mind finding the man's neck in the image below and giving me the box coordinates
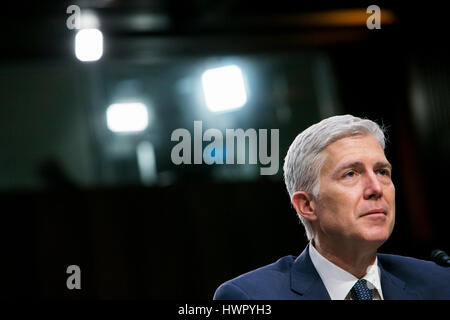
[312,238,378,279]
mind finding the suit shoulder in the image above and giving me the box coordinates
[378,253,448,271]
[378,253,450,285]
[213,255,296,300]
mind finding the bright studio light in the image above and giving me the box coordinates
[201,65,247,112]
[106,103,149,133]
[75,28,103,62]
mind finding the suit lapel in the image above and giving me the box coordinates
[290,244,331,300]
[378,257,421,300]
[290,246,422,300]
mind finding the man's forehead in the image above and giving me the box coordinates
[324,135,384,155]
[321,135,388,169]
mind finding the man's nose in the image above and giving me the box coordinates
[363,171,383,200]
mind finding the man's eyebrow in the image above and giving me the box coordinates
[332,161,392,177]
[374,161,392,171]
[333,161,364,176]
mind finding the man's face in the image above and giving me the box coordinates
[314,134,395,247]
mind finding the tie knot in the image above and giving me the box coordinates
[350,279,373,300]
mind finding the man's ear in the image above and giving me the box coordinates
[291,191,317,222]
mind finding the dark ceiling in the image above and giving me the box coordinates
[1,0,448,61]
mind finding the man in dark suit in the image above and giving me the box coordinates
[214,115,450,300]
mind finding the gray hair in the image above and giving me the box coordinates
[283,114,386,240]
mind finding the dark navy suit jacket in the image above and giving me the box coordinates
[213,245,450,300]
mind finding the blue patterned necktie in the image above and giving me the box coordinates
[350,279,373,300]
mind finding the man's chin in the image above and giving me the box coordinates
[356,227,392,246]
[360,232,390,247]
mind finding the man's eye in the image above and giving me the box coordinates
[344,171,355,178]
[378,169,390,176]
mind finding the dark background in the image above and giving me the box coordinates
[0,1,448,299]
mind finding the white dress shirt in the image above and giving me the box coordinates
[309,241,384,300]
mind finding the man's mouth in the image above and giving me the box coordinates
[360,208,387,217]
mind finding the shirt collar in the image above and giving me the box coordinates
[308,241,383,300]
